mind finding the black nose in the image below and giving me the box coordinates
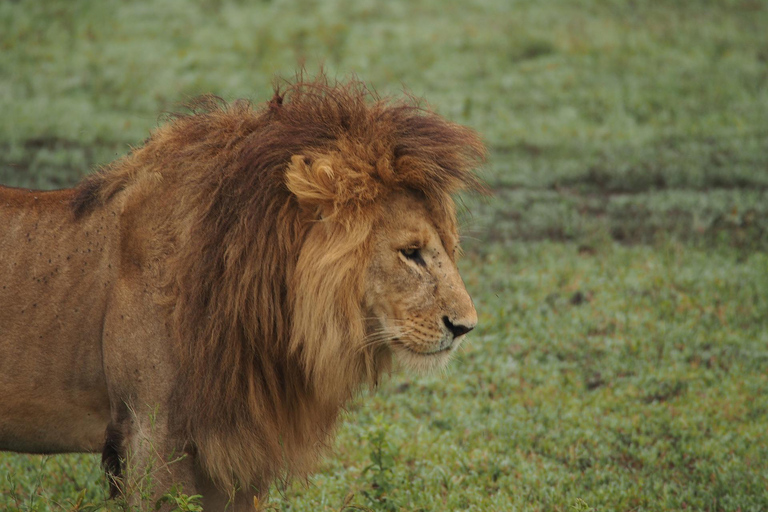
[443,316,474,338]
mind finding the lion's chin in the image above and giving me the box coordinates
[392,344,454,374]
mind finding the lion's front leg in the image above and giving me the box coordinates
[102,277,199,508]
[117,406,199,510]
[116,408,264,511]
[194,473,263,512]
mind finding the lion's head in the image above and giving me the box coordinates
[73,75,485,494]
[363,190,477,372]
[287,153,477,376]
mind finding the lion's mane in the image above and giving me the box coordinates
[73,76,485,491]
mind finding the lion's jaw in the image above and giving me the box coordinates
[363,191,477,374]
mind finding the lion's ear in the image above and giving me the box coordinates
[285,154,337,218]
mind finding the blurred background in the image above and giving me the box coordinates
[1,1,767,510]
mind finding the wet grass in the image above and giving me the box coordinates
[2,0,767,510]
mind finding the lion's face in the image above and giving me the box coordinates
[364,191,477,373]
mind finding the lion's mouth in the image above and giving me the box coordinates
[396,341,453,357]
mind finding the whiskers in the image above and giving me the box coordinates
[357,321,412,354]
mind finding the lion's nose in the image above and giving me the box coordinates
[443,315,475,339]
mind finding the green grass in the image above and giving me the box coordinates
[2,0,768,510]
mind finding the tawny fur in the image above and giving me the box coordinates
[1,75,485,501]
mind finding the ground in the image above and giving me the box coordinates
[1,0,767,510]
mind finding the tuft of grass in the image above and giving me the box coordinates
[359,422,400,512]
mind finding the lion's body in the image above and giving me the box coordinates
[0,77,484,510]
[0,188,113,453]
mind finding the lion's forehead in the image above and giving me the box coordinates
[376,192,459,253]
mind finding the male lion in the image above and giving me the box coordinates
[0,76,484,510]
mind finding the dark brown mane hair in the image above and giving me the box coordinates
[73,74,486,491]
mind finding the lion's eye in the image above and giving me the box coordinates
[400,247,426,266]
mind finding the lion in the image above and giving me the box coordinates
[0,76,485,510]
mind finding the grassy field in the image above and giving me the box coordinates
[1,0,767,510]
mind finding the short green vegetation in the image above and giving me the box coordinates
[1,0,766,510]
